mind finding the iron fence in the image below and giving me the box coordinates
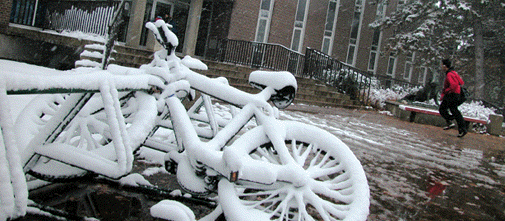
[302,48,420,105]
[10,0,130,41]
[215,39,305,76]
[302,48,373,104]
[212,41,421,105]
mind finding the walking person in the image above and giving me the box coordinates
[438,59,467,137]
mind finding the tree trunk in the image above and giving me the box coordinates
[473,20,485,100]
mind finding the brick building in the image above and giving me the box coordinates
[1,0,430,85]
[0,0,12,32]
[226,0,430,85]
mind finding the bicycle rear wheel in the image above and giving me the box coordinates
[218,121,369,221]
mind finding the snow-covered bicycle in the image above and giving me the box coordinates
[7,19,369,220]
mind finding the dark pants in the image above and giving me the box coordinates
[439,93,467,133]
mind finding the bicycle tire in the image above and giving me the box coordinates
[15,92,157,182]
[218,120,369,221]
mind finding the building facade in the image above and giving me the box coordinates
[226,0,430,85]
[1,0,430,85]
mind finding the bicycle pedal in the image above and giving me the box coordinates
[164,160,177,174]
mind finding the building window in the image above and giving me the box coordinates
[321,0,339,55]
[404,52,414,81]
[10,0,48,27]
[368,29,380,72]
[418,67,427,84]
[368,0,386,73]
[291,0,309,52]
[387,52,397,77]
[255,0,274,42]
[397,0,410,12]
[346,0,364,66]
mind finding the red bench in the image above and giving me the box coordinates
[399,104,488,125]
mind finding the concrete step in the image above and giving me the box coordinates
[111,52,152,68]
[102,46,362,109]
[114,44,153,58]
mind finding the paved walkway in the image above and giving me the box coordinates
[285,104,505,220]
[22,104,505,220]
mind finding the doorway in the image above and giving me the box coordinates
[151,0,173,21]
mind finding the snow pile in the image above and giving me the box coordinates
[181,55,208,70]
[459,100,498,121]
[118,173,153,187]
[150,200,196,221]
[368,86,417,108]
[368,85,498,122]
[44,29,106,43]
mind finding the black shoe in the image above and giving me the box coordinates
[457,131,467,138]
[443,123,456,130]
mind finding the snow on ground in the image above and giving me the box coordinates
[1,59,503,220]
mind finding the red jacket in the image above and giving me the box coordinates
[441,70,464,100]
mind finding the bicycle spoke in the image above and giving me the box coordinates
[271,190,294,220]
[310,179,353,204]
[220,121,369,220]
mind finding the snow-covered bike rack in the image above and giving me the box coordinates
[0,70,163,219]
[0,19,370,221]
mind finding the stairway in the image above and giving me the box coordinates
[200,60,361,108]
[79,44,361,108]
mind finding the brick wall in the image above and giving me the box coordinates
[355,1,375,71]
[332,0,353,62]
[228,0,259,41]
[303,0,326,53]
[376,0,399,77]
[268,0,296,48]
[0,0,12,33]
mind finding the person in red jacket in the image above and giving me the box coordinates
[439,59,467,137]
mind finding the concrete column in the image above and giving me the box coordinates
[182,0,203,56]
[487,114,504,136]
[125,0,147,47]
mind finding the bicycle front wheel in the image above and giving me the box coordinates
[218,120,369,221]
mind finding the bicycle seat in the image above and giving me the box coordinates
[249,71,297,91]
[249,71,297,109]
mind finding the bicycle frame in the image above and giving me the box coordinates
[158,65,307,188]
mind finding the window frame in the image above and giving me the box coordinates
[290,0,310,52]
[387,52,397,77]
[403,52,414,82]
[345,0,365,66]
[321,0,339,55]
[254,0,275,43]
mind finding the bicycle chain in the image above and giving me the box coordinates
[27,169,97,183]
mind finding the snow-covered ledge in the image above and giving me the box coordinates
[7,23,105,48]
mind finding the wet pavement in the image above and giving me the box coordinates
[18,104,505,221]
[284,104,505,221]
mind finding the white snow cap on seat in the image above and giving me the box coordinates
[248,70,297,91]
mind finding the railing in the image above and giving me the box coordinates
[215,39,305,76]
[302,48,372,104]
[302,48,419,105]
[211,41,421,106]
[9,0,130,41]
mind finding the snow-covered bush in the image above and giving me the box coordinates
[367,85,421,108]
[367,86,498,125]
